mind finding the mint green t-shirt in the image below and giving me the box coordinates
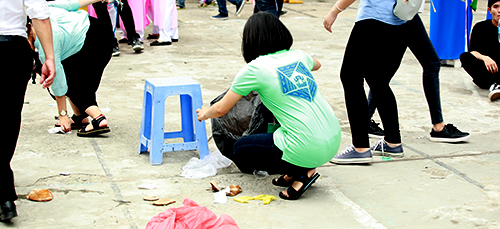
[230,49,341,168]
[35,0,89,97]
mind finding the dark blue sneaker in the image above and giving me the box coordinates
[330,145,373,164]
[371,139,404,158]
[235,0,245,16]
[211,14,229,20]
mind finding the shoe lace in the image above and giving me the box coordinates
[374,138,386,156]
[445,124,460,133]
[490,83,500,91]
[337,144,355,156]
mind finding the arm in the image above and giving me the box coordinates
[470,51,498,73]
[196,90,243,121]
[32,18,55,89]
[323,0,356,33]
[312,58,321,71]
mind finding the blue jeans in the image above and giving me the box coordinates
[254,0,282,18]
[217,0,242,16]
[367,15,443,125]
[177,0,185,8]
[227,133,312,176]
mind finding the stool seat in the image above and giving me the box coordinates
[139,77,209,165]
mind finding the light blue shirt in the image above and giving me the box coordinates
[356,0,407,25]
[35,0,90,96]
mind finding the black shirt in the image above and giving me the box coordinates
[469,19,500,62]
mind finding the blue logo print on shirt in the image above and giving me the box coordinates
[277,61,317,102]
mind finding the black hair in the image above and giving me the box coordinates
[241,12,293,63]
[488,0,500,8]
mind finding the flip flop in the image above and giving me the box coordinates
[77,115,110,137]
[279,173,320,200]
[272,175,293,187]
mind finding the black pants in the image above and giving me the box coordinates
[227,133,312,177]
[340,19,406,148]
[62,16,113,113]
[0,37,32,202]
[460,52,500,89]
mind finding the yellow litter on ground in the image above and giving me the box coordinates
[233,194,277,205]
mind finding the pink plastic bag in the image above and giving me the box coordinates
[146,198,239,229]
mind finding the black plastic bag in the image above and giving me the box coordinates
[210,90,275,156]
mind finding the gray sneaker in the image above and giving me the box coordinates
[330,145,373,164]
[371,139,404,158]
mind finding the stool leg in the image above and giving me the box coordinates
[191,89,209,159]
[150,95,166,165]
[139,89,152,153]
[180,94,195,142]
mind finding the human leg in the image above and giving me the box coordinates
[254,0,279,18]
[460,52,500,89]
[63,17,112,135]
[216,0,229,16]
[0,38,32,220]
[231,133,287,174]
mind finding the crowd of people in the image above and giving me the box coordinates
[1,0,498,223]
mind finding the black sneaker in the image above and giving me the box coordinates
[429,123,470,143]
[488,82,500,101]
[131,38,144,53]
[112,44,120,56]
[368,119,384,138]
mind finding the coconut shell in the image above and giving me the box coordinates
[226,185,242,196]
[143,195,160,201]
[26,188,53,202]
[152,198,176,206]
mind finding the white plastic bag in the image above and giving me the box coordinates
[180,150,233,179]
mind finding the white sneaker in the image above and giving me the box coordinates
[488,83,500,101]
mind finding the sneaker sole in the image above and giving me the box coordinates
[489,90,500,101]
[429,134,470,143]
[330,157,373,164]
[112,52,121,56]
[211,17,229,20]
[372,151,404,158]
[133,45,144,52]
[235,1,245,16]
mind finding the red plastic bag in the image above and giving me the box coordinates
[146,198,239,229]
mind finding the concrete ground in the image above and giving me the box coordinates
[3,0,500,228]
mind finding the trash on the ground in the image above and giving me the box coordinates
[138,183,157,190]
[233,194,277,205]
[180,150,232,179]
[213,190,227,204]
[226,185,242,196]
[381,156,393,161]
[48,127,71,134]
[253,170,269,179]
[143,196,160,201]
[152,198,176,206]
[146,198,239,229]
[210,180,220,192]
[26,188,53,202]
[59,172,71,176]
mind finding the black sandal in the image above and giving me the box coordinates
[279,173,320,200]
[272,175,293,187]
[55,114,88,129]
[77,115,110,137]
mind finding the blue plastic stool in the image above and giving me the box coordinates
[139,77,209,165]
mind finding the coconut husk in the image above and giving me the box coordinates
[26,188,53,202]
[152,198,176,206]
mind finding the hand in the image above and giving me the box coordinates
[59,115,71,133]
[483,56,498,73]
[196,105,208,122]
[40,59,55,89]
[323,11,338,33]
